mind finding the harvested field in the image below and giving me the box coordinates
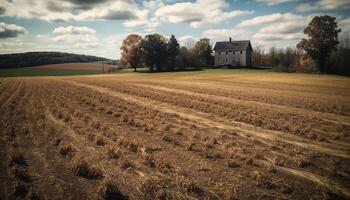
[0,70,349,200]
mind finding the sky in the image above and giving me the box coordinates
[0,0,350,59]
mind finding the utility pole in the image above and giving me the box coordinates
[102,61,104,73]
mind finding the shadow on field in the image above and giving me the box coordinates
[135,66,273,73]
[136,68,203,73]
[0,68,105,77]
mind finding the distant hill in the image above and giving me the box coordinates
[0,52,110,69]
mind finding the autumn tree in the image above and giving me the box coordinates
[120,34,143,72]
[193,38,213,67]
[297,15,341,72]
[142,33,167,71]
[166,35,180,71]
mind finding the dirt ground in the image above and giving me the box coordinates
[1,70,349,200]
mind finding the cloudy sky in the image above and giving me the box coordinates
[0,0,349,59]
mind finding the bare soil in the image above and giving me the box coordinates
[0,71,349,200]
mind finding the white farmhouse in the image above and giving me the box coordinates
[213,38,252,67]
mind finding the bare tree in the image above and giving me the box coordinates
[252,45,266,66]
[269,47,277,67]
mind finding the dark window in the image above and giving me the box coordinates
[226,51,228,54]
[219,51,221,55]
[233,51,235,54]
[240,51,242,54]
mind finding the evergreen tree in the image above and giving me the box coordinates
[167,35,180,71]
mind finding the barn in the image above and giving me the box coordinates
[213,38,252,67]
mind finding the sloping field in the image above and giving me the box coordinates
[0,63,115,77]
[33,63,114,71]
[0,70,349,199]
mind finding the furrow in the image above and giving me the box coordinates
[58,79,350,159]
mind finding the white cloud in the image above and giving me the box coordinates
[53,26,96,35]
[178,35,198,48]
[35,34,52,41]
[0,22,27,52]
[12,32,127,59]
[234,13,312,48]
[122,10,159,32]
[297,0,350,12]
[202,28,252,42]
[0,22,26,39]
[4,27,147,59]
[339,17,350,34]
[143,0,165,11]
[34,26,135,59]
[258,21,305,35]
[0,0,76,22]
[53,34,98,44]
[0,0,158,30]
[253,31,303,43]
[75,1,138,21]
[179,35,197,42]
[0,38,24,49]
[237,13,303,27]
[52,26,98,45]
[256,0,298,6]
[233,12,348,48]
[98,34,127,59]
[155,0,253,28]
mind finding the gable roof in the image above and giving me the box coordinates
[213,40,251,51]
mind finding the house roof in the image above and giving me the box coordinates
[213,40,251,51]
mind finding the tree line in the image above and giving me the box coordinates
[121,15,349,76]
[253,15,349,76]
[120,34,213,72]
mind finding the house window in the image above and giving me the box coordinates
[240,51,242,54]
[233,51,235,54]
[218,51,221,55]
[226,51,228,55]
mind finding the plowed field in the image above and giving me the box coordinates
[1,70,349,200]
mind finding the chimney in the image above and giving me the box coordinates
[229,37,232,43]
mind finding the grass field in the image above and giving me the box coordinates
[0,68,105,77]
[0,63,116,77]
[0,70,349,199]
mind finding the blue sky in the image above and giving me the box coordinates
[0,0,349,59]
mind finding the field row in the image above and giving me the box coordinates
[0,76,349,200]
[70,78,350,144]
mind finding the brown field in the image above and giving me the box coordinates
[33,63,115,71]
[0,70,349,200]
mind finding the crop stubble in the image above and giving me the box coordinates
[0,72,349,200]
